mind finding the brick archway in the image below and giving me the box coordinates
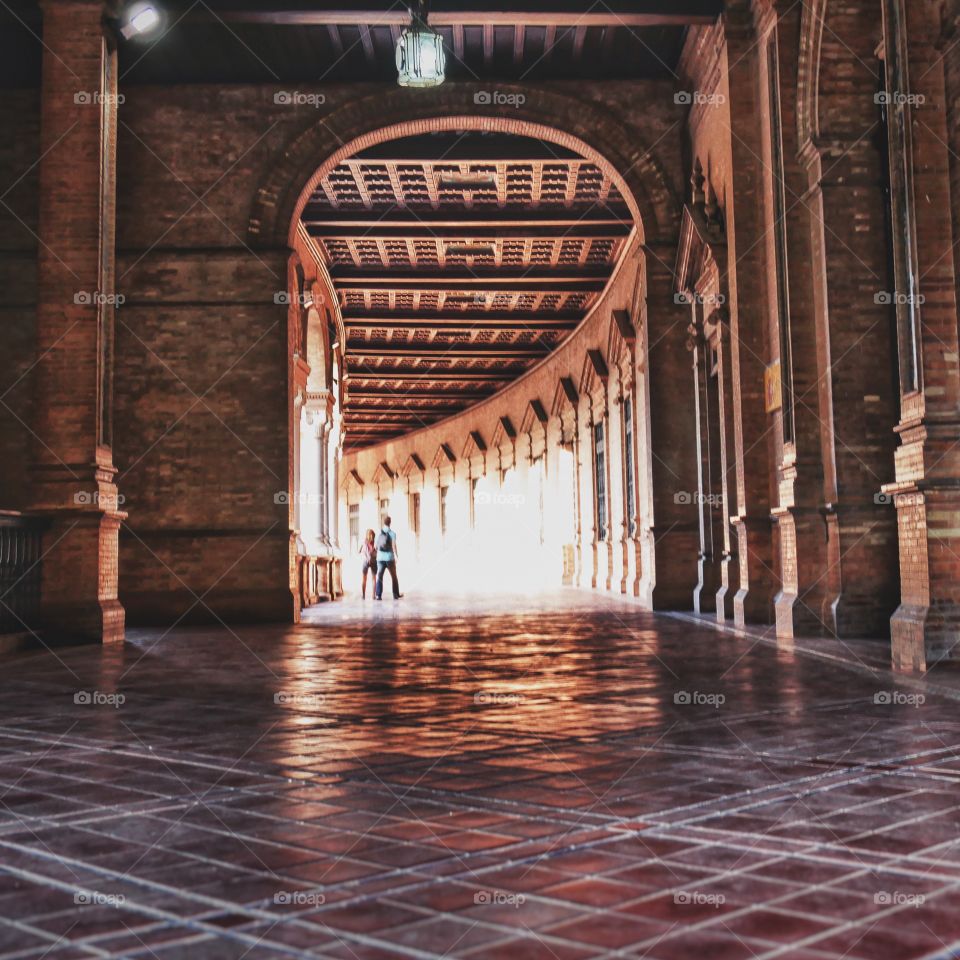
[247,85,680,248]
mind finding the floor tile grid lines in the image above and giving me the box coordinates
[406,748,960,940]
[278,732,566,901]
[545,864,960,960]
[664,612,960,704]
[642,823,960,884]
[492,729,712,894]
[169,808,956,960]
[0,768,936,872]
[67,723,293,897]
[0,744,286,812]
[0,800,808,956]
[0,749,315,820]
[602,829,960,907]
[642,772,957,834]
[110,720,321,894]
[0,774,241,831]
[595,820,960,954]
[0,844,670,960]
[4,595,960,958]
[0,788,298,842]
[672,740,928,896]
[0,727,295,784]
[0,814,623,928]
[0,916,113,960]
[327,748,929,846]
[0,854,394,960]
[0,758,103,905]
[721,879,960,960]
[679,718,907,891]
[0,720,300,900]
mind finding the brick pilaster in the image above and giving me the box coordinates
[642,247,700,609]
[30,0,124,643]
[723,4,778,625]
[888,0,960,670]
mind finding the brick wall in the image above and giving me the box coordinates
[110,80,685,625]
[0,91,40,511]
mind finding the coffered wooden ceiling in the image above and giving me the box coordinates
[302,131,634,451]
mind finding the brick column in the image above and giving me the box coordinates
[723,6,778,624]
[711,312,741,622]
[30,0,124,642]
[760,6,834,640]
[888,0,960,670]
[642,247,700,609]
[799,134,899,639]
[691,313,724,615]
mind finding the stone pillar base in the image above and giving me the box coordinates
[891,604,960,672]
[774,591,831,639]
[648,524,700,610]
[38,513,125,644]
[731,516,776,625]
[715,555,739,622]
[888,483,960,671]
[694,558,722,614]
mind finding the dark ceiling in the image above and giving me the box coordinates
[1,1,722,86]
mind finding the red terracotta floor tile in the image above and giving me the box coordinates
[1,592,959,959]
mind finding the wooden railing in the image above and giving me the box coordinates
[0,512,44,635]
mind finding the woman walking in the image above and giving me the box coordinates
[359,529,377,599]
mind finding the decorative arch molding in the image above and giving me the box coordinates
[579,349,610,423]
[372,461,395,487]
[798,0,883,151]
[462,430,488,478]
[400,453,426,493]
[519,400,549,463]
[432,442,457,485]
[341,468,364,496]
[797,0,826,149]
[487,415,515,473]
[248,85,681,249]
[607,309,637,394]
[552,376,580,446]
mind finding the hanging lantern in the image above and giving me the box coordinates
[396,1,446,88]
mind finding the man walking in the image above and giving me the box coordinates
[374,516,402,600]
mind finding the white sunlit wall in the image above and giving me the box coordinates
[338,436,596,597]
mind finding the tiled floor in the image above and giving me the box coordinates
[1,591,960,959]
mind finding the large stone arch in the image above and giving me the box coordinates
[247,84,681,248]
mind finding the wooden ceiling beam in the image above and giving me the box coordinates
[334,276,607,292]
[333,264,607,281]
[303,210,631,229]
[345,413,440,422]
[345,388,492,400]
[343,314,580,330]
[191,1,721,27]
[346,343,548,360]
[308,222,631,239]
[347,368,515,382]
[344,401,463,423]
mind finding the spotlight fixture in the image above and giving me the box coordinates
[396,0,445,88]
[119,1,162,39]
